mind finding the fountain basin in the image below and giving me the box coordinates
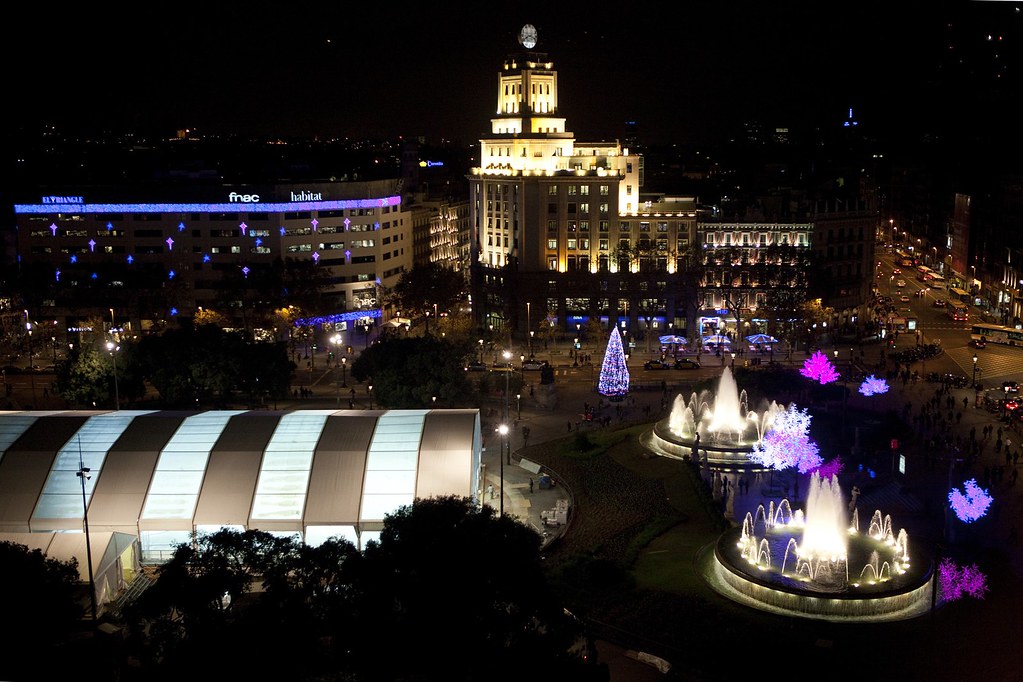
[705,528,935,621]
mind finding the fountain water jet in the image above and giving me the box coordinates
[646,367,786,468]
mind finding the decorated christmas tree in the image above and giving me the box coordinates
[799,350,840,384]
[598,326,630,401]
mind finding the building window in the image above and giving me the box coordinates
[599,239,609,250]
[599,221,609,232]
[548,257,558,270]
[568,186,577,195]
[547,239,558,250]
[580,185,589,196]
[547,220,558,231]
[600,185,609,195]
[567,239,577,250]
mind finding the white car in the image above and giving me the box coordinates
[896,279,906,288]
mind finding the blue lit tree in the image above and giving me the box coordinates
[598,326,630,401]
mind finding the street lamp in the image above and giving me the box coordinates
[368,384,374,410]
[106,341,120,410]
[529,330,535,358]
[497,423,508,516]
[76,443,97,622]
[972,354,979,387]
[478,338,484,364]
[730,351,736,369]
[516,393,521,420]
[573,338,579,367]
[502,350,512,463]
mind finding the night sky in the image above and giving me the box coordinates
[8,2,1020,147]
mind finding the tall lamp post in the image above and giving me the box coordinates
[368,384,374,410]
[972,354,979,388]
[502,350,512,464]
[330,334,344,406]
[106,341,120,410]
[730,351,736,370]
[497,423,507,517]
[76,443,97,622]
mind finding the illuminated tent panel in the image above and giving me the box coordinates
[89,413,189,534]
[32,411,157,530]
[0,414,91,532]
[140,410,244,531]
[0,413,41,466]
[361,411,428,525]
[249,411,334,530]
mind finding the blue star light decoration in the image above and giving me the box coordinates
[70,255,77,263]
[178,222,186,232]
[858,375,890,396]
[168,270,176,279]
[203,253,211,263]
[127,255,134,264]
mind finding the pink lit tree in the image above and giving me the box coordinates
[810,457,844,480]
[800,350,840,384]
[748,404,823,474]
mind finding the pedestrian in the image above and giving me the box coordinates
[529,478,534,494]
[567,420,572,432]
[487,484,494,500]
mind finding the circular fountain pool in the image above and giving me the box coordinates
[702,472,935,622]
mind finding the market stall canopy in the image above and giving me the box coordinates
[701,335,731,345]
[745,333,779,344]
[659,335,687,344]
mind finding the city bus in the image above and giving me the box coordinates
[949,287,970,302]
[926,274,946,287]
[916,265,932,281]
[971,322,1023,346]
[948,301,969,321]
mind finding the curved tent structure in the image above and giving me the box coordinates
[0,409,482,562]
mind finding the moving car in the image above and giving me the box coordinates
[643,359,672,370]
[896,279,906,288]
[892,268,902,275]
[673,358,702,370]
[933,299,946,307]
[899,295,910,303]
[465,361,488,372]
[521,359,545,370]
[969,338,986,349]
[1003,381,1020,394]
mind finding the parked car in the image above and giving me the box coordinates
[521,359,545,370]
[673,358,702,370]
[643,359,672,370]
[465,361,488,372]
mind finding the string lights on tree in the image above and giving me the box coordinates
[598,326,630,401]
[948,479,993,522]
[800,350,840,384]
[748,403,823,473]
[858,375,890,396]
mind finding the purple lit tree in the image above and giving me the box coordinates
[858,375,890,396]
[800,350,840,384]
[810,457,844,480]
[938,558,989,601]
[598,326,630,401]
[949,479,993,522]
[748,404,823,474]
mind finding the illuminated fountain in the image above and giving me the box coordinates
[648,367,786,468]
[703,472,933,622]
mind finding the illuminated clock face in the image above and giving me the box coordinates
[519,24,537,49]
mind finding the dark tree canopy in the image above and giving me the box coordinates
[0,541,82,678]
[349,335,476,408]
[390,262,466,318]
[124,497,603,681]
